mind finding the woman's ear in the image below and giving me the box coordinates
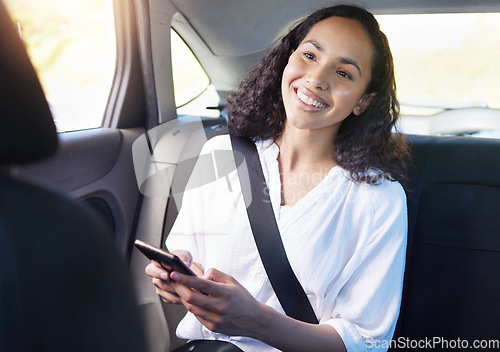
[353,92,376,115]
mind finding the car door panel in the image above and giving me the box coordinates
[13,127,145,255]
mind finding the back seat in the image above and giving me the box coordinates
[393,135,500,350]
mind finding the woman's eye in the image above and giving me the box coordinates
[304,52,315,60]
[337,70,352,80]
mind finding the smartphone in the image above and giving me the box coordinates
[134,239,196,276]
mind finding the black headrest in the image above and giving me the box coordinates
[0,1,57,165]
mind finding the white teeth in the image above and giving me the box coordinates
[296,90,327,108]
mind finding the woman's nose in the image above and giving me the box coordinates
[306,65,329,91]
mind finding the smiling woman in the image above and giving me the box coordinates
[3,0,116,132]
[147,5,410,352]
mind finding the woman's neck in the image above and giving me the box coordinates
[275,124,337,172]
[275,125,338,206]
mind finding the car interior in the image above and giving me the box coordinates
[2,0,500,351]
[0,2,146,351]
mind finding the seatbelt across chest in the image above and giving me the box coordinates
[230,134,319,325]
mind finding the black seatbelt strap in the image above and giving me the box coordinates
[230,134,319,324]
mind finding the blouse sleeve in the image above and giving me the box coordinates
[324,182,407,352]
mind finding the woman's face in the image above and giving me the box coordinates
[281,16,375,136]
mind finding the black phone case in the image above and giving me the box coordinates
[134,239,196,276]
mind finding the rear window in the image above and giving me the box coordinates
[377,13,500,138]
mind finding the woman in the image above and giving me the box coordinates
[146,4,410,352]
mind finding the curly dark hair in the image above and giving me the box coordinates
[226,4,411,184]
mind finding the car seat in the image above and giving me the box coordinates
[0,2,146,351]
[394,135,500,348]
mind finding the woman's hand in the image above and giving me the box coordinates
[145,250,194,305]
[165,267,346,352]
[170,268,267,337]
[149,262,346,351]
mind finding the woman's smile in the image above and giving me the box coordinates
[295,87,330,110]
[281,16,374,135]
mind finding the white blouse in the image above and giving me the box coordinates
[166,134,407,352]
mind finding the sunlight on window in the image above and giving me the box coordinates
[171,29,210,107]
[377,13,500,115]
[171,29,220,117]
[4,0,116,132]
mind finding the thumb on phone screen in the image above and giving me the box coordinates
[171,249,193,267]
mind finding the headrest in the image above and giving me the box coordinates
[0,1,57,165]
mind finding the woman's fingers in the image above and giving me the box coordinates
[146,261,185,304]
[155,285,183,305]
[152,277,173,292]
[151,276,184,304]
[171,268,233,295]
[171,273,215,297]
[171,249,193,267]
[169,269,261,336]
[145,261,169,279]
[170,268,244,314]
[203,268,238,285]
[144,251,197,306]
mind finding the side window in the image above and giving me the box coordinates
[171,29,220,117]
[377,13,500,138]
[4,0,116,132]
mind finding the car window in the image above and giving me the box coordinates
[171,29,209,107]
[4,0,116,132]
[171,29,220,117]
[377,13,500,138]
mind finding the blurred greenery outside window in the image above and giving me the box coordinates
[377,13,500,113]
[377,13,500,137]
[4,0,116,133]
[5,4,498,132]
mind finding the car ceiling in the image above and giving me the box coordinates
[167,0,500,95]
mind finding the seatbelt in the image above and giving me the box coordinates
[230,134,319,324]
